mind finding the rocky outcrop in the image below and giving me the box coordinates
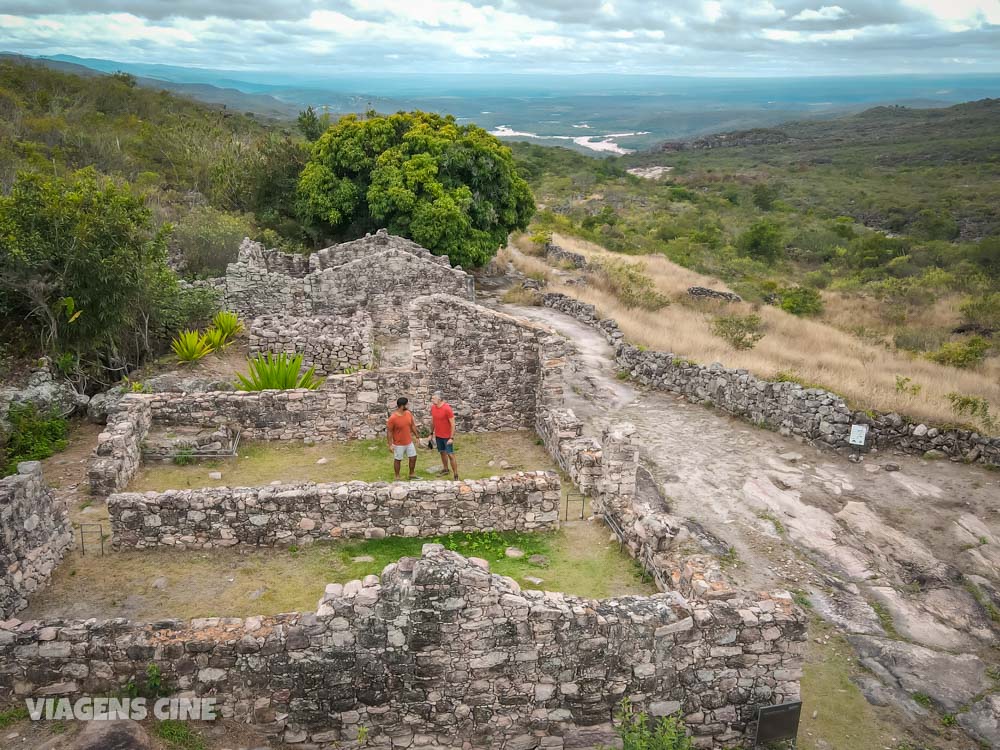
[0,358,87,430]
[541,292,1000,466]
[0,462,73,618]
[687,286,742,303]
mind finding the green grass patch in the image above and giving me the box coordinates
[130,431,557,492]
[153,719,206,750]
[870,600,899,638]
[0,706,28,729]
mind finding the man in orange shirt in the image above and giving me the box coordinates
[387,397,421,481]
[430,391,459,480]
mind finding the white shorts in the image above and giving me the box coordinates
[393,443,417,460]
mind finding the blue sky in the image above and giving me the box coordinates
[2,0,999,76]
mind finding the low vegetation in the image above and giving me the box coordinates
[606,699,692,750]
[509,101,1000,428]
[234,352,325,391]
[1,403,69,476]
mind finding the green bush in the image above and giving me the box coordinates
[926,336,990,368]
[209,311,243,344]
[751,182,778,211]
[736,219,784,263]
[171,330,212,363]
[779,286,824,316]
[946,392,996,431]
[959,293,1000,331]
[235,353,325,391]
[604,699,693,750]
[172,205,257,277]
[711,314,765,350]
[592,259,669,311]
[200,327,229,353]
[297,110,534,267]
[2,403,69,476]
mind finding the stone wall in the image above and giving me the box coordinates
[108,472,561,549]
[0,545,805,749]
[0,462,73,618]
[410,295,546,433]
[249,312,374,376]
[542,293,1000,467]
[219,231,474,331]
[544,241,588,269]
[88,397,152,495]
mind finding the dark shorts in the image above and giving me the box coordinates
[435,436,454,453]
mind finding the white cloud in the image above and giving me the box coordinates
[791,5,848,22]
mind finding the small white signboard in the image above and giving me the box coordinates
[848,423,869,447]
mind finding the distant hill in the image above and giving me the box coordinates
[652,99,1000,162]
[0,53,298,119]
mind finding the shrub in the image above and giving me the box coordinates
[1,403,69,476]
[926,336,990,369]
[235,353,325,391]
[779,286,823,316]
[959,293,1000,332]
[605,699,693,750]
[736,219,784,263]
[894,376,922,397]
[210,311,243,344]
[751,182,778,211]
[171,330,212,363]
[592,259,669,311]
[172,205,257,277]
[200,327,230,353]
[711,314,765,350]
[946,392,996,431]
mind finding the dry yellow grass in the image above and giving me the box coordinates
[508,233,1000,430]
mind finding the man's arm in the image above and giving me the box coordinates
[410,413,420,442]
[448,413,456,443]
[387,420,393,449]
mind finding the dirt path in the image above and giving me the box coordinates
[500,299,1000,748]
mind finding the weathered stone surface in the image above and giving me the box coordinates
[69,719,152,750]
[0,462,73,618]
[109,473,561,548]
[958,694,1000,749]
[249,311,373,376]
[1,547,805,748]
[541,292,1000,467]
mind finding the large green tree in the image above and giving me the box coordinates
[0,168,207,380]
[296,111,535,267]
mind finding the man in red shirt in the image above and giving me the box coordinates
[430,391,459,480]
[387,397,421,481]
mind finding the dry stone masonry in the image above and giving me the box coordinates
[686,286,742,303]
[249,311,374,376]
[544,241,588,269]
[218,230,474,332]
[88,397,152,495]
[108,472,561,549]
[0,462,73,618]
[0,546,805,749]
[542,293,1000,466]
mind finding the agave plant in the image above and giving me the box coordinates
[235,353,325,391]
[211,311,244,343]
[171,329,212,363]
[201,326,230,353]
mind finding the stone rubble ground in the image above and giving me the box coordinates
[500,297,1000,749]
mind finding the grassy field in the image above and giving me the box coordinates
[130,431,554,492]
[22,524,654,621]
[508,234,1000,429]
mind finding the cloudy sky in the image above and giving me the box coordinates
[2,0,999,76]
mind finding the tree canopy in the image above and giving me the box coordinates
[296,111,535,267]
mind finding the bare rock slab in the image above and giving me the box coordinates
[70,720,152,750]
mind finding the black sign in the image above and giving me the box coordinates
[755,701,802,745]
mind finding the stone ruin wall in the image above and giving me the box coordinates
[87,396,152,495]
[411,294,546,433]
[0,546,805,749]
[542,293,1000,467]
[108,472,561,549]
[0,462,73,619]
[248,311,374,376]
[218,231,475,331]
[88,295,547,493]
[544,241,588,269]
